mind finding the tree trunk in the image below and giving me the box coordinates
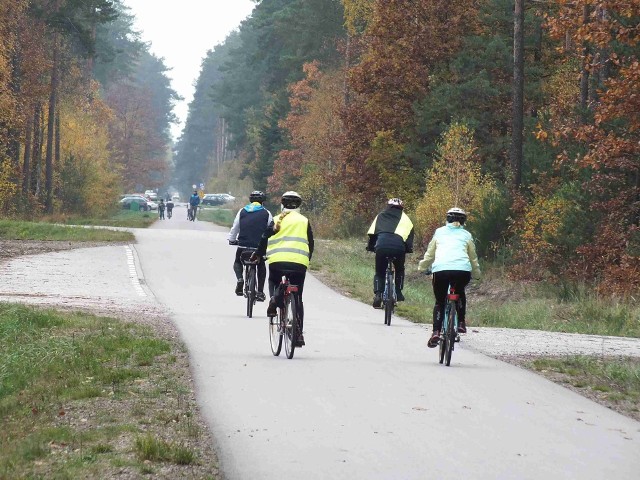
[34,106,44,196]
[44,0,61,214]
[510,0,525,190]
[579,4,590,112]
[22,106,33,196]
[344,34,351,108]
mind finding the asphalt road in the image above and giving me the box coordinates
[132,210,639,480]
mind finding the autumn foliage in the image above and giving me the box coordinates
[0,0,175,218]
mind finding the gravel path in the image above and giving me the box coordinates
[462,326,640,358]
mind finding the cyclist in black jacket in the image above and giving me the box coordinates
[366,198,415,308]
[228,191,273,300]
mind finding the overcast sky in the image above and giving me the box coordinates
[124,0,256,140]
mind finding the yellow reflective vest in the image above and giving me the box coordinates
[266,210,310,267]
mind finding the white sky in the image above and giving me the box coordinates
[124,0,256,140]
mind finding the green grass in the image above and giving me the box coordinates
[0,304,215,478]
[58,210,157,229]
[134,435,196,465]
[529,356,640,417]
[0,219,134,242]
[312,238,640,337]
[197,207,235,227]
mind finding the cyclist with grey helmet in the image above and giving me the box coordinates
[228,191,273,300]
[418,207,481,347]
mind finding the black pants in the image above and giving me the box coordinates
[234,247,266,292]
[374,250,405,295]
[269,262,307,330]
[432,270,471,331]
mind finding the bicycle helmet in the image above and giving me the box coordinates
[249,190,266,203]
[446,207,467,225]
[387,198,404,209]
[281,191,302,209]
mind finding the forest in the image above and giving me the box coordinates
[174,0,639,295]
[0,0,177,217]
[0,0,638,295]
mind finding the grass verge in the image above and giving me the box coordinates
[0,220,134,242]
[198,207,235,228]
[525,356,640,421]
[0,304,219,479]
[65,210,156,229]
[47,210,157,229]
[312,238,640,337]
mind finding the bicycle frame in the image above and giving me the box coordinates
[240,249,259,318]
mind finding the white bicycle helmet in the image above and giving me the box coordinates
[446,207,467,224]
[281,191,302,209]
[387,198,404,208]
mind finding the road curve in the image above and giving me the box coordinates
[133,212,639,480]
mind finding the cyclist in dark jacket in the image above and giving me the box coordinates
[228,191,273,300]
[366,198,414,308]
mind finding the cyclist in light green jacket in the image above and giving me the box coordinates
[418,207,481,348]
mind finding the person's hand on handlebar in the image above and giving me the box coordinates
[249,252,260,263]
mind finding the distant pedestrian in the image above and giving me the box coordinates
[158,199,166,220]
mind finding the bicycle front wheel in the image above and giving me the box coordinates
[284,295,298,359]
[246,268,256,318]
[445,303,456,366]
[269,314,282,356]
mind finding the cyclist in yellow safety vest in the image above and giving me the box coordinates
[366,198,414,308]
[252,191,314,347]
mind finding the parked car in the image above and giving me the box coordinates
[147,200,158,210]
[172,194,180,202]
[144,190,158,201]
[218,193,236,202]
[120,196,149,211]
[201,194,227,206]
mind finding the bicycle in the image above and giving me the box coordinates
[439,285,461,366]
[167,208,172,219]
[187,205,198,221]
[240,249,258,318]
[382,256,397,326]
[269,273,302,359]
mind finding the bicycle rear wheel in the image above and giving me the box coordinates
[439,306,447,364]
[269,314,282,356]
[246,267,256,318]
[445,303,456,366]
[384,269,394,326]
[284,294,298,359]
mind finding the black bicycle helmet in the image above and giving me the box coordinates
[446,207,467,225]
[281,191,302,209]
[249,190,266,203]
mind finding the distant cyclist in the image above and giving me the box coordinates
[366,198,414,308]
[158,199,166,220]
[166,199,174,219]
[228,191,273,301]
[188,190,200,221]
[253,191,314,346]
[418,207,481,348]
